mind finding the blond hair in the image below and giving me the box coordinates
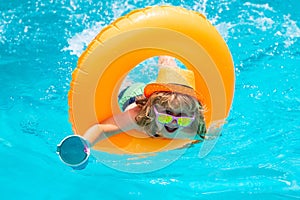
[135,91,206,138]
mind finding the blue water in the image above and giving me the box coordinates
[1,0,300,199]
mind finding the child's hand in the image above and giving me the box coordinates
[158,56,178,68]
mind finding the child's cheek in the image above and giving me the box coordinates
[155,120,164,131]
[182,126,198,135]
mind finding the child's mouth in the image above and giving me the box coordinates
[164,125,178,133]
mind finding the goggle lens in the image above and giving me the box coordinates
[177,117,193,127]
[157,114,173,124]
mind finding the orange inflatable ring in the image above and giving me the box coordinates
[68,6,235,154]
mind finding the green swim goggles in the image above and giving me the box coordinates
[153,106,195,127]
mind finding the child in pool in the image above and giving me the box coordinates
[83,56,206,146]
[57,56,207,169]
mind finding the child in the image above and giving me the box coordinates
[84,56,206,145]
[57,56,206,169]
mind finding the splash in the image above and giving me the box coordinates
[62,22,105,57]
[192,0,208,16]
[215,22,234,41]
[244,2,275,12]
[62,1,222,57]
[240,2,275,32]
[280,14,300,48]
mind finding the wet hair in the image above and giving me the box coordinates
[135,91,206,139]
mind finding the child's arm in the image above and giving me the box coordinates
[158,56,178,68]
[83,105,141,146]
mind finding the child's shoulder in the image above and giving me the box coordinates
[126,104,141,118]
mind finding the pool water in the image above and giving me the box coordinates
[1,0,299,199]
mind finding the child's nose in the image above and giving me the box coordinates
[171,119,178,125]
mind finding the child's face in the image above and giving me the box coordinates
[154,104,198,139]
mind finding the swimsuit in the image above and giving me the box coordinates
[118,83,146,111]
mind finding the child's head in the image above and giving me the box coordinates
[136,66,206,139]
[135,91,206,139]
